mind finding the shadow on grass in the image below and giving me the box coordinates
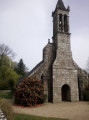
[14,113,68,120]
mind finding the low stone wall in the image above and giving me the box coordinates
[0,90,11,94]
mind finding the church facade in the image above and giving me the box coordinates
[27,0,89,103]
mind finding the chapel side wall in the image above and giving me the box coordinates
[77,68,89,100]
[28,43,56,103]
[28,61,48,102]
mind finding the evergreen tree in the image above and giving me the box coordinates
[14,59,27,76]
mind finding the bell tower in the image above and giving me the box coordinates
[52,0,79,103]
[52,0,70,49]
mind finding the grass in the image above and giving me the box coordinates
[14,113,68,120]
[0,92,13,99]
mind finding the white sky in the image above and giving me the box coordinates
[0,0,89,71]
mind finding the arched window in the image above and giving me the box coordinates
[59,14,62,32]
[64,15,68,32]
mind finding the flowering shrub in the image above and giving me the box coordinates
[84,84,89,101]
[15,76,44,106]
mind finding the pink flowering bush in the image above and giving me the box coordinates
[84,84,89,101]
[15,76,44,106]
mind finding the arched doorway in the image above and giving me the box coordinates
[61,84,71,101]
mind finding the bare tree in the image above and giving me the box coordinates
[86,57,89,73]
[0,44,15,66]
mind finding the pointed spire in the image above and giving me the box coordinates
[48,39,50,44]
[56,0,66,11]
[67,5,70,12]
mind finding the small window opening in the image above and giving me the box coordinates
[64,15,68,32]
[59,14,62,32]
[41,74,44,84]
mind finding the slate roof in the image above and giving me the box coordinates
[26,60,43,76]
[19,61,43,83]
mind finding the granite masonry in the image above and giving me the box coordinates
[27,0,89,103]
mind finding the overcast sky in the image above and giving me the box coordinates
[0,0,89,71]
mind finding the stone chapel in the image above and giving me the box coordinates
[26,0,89,103]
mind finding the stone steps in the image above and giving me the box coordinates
[0,109,7,120]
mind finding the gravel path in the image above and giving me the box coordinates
[13,102,89,120]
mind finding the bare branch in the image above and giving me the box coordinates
[0,43,15,59]
[86,57,89,73]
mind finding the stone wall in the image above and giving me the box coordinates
[0,90,11,94]
[53,68,79,102]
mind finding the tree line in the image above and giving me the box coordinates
[0,43,28,90]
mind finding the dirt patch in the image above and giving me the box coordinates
[13,102,89,120]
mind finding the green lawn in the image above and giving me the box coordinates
[0,92,13,99]
[14,113,68,120]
